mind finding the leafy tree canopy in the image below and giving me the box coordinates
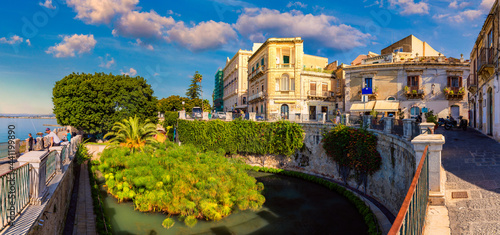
[52,72,158,134]
[158,95,210,112]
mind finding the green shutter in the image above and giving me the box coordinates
[283,56,290,64]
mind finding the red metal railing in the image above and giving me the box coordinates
[388,145,429,235]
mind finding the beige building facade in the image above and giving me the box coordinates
[346,36,470,120]
[469,0,500,141]
[222,49,253,112]
[247,37,343,121]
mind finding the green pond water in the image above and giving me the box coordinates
[100,171,369,235]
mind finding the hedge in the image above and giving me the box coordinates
[177,119,304,156]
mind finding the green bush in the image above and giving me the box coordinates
[97,142,265,228]
[177,119,304,156]
[89,161,112,234]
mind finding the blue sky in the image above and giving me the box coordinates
[0,0,494,114]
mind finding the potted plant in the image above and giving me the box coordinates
[412,90,417,94]
[443,87,450,94]
[425,110,439,131]
[458,87,465,94]
[404,86,409,93]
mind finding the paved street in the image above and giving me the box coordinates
[437,127,500,235]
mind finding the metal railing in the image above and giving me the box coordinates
[307,90,329,97]
[60,145,68,164]
[477,47,494,72]
[45,150,57,183]
[0,163,31,228]
[388,145,429,235]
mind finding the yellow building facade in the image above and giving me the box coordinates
[247,37,342,121]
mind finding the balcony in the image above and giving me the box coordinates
[467,74,478,94]
[248,66,265,82]
[249,91,265,103]
[404,86,424,99]
[307,90,334,100]
[276,63,294,68]
[477,47,495,78]
[443,87,465,100]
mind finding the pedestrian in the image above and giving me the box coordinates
[27,133,34,151]
[66,130,72,143]
[45,128,61,148]
[336,109,341,124]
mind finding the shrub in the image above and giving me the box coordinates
[177,119,304,156]
[97,142,265,228]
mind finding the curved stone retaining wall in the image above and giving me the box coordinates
[238,123,416,217]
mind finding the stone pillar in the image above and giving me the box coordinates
[17,150,50,205]
[14,139,20,158]
[321,112,326,124]
[49,146,64,173]
[403,119,415,140]
[249,112,256,121]
[383,117,394,134]
[412,134,446,205]
[344,114,350,125]
[202,112,209,120]
[363,115,372,129]
[419,122,435,134]
[178,111,186,120]
[226,112,233,121]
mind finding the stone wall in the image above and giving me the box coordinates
[237,123,416,216]
[27,161,76,235]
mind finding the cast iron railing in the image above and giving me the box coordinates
[388,145,429,235]
[0,163,31,228]
[45,150,57,183]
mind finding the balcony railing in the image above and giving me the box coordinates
[248,66,265,81]
[444,87,465,100]
[388,145,429,235]
[276,63,294,68]
[467,74,478,93]
[404,86,424,99]
[249,91,265,102]
[477,47,495,74]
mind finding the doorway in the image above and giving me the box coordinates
[309,106,316,120]
[281,104,289,120]
[321,106,328,120]
[487,88,493,135]
[451,105,460,119]
[479,93,483,129]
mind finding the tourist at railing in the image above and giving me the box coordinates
[27,133,34,151]
[45,128,61,147]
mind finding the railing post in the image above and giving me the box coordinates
[226,112,233,121]
[403,119,415,140]
[419,122,435,134]
[178,111,186,120]
[383,117,394,134]
[13,139,20,158]
[411,134,446,205]
[49,146,64,173]
[249,112,256,121]
[17,151,49,205]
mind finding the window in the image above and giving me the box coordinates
[243,97,246,104]
[488,29,494,48]
[407,76,419,87]
[290,78,295,91]
[410,107,420,117]
[261,84,264,91]
[283,55,290,64]
[261,58,265,66]
[364,78,373,89]
[310,82,316,95]
[448,76,462,88]
[387,96,396,101]
[393,47,403,53]
[275,79,280,91]
[281,74,289,91]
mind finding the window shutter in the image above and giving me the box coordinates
[407,76,410,86]
[447,77,451,87]
[459,77,462,87]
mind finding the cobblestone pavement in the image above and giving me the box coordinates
[436,128,500,235]
[74,162,97,235]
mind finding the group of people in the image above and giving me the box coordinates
[26,128,72,151]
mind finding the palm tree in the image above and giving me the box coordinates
[104,116,158,151]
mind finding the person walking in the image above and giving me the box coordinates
[335,109,341,124]
[45,128,61,148]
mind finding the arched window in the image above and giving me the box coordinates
[410,106,420,118]
[387,96,396,101]
[281,74,289,91]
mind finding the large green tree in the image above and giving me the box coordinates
[52,72,158,134]
[185,71,202,99]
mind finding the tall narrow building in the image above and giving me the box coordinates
[223,49,253,112]
[213,69,224,112]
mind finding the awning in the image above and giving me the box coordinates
[374,101,400,112]
[350,101,375,112]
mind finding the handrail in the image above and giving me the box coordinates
[0,163,32,229]
[388,145,429,235]
[45,150,57,183]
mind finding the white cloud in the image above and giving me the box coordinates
[46,34,97,58]
[234,8,371,50]
[480,0,495,12]
[389,0,429,15]
[287,2,307,8]
[98,54,115,68]
[449,1,470,9]
[66,0,138,24]
[121,67,137,76]
[39,0,56,9]
[113,10,175,39]
[0,35,25,45]
[166,10,181,17]
[26,39,31,46]
[167,21,237,51]
[131,39,154,50]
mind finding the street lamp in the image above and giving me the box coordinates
[182,101,185,111]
